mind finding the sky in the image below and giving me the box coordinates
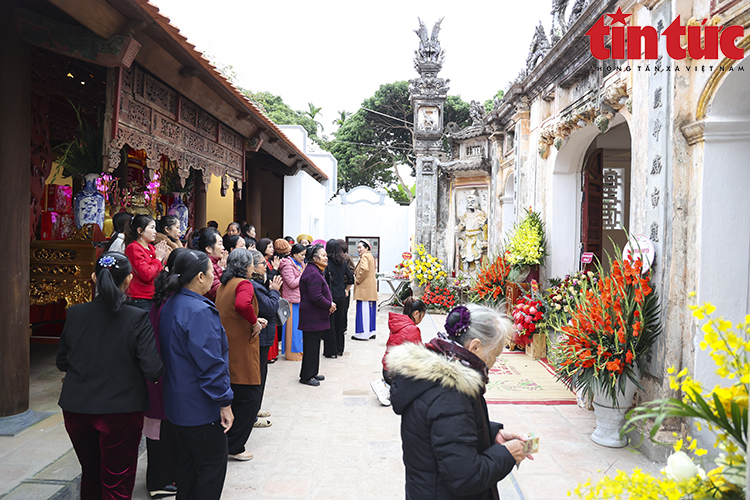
[150,0,554,135]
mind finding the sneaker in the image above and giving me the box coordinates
[299,377,320,387]
[228,451,254,461]
[149,484,177,498]
[370,379,391,406]
[313,374,325,381]
[257,409,271,418]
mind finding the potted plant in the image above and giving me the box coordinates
[55,103,105,230]
[550,252,661,447]
[572,301,748,499]
[505,208,548,282]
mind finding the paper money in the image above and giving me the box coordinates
[522,432,540,454]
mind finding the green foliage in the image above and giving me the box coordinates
[243,90,319,140]
[386,183,416,205]
[484,89,505,113]
[325,81,471,195]
[55,102,103,178]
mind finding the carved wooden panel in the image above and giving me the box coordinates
[143,73,176,116]
[196,109,218,139]
[218,123,243,153]
[152,112,181,143]
[120,94,151,133]
[180,98,198,130]
[122,65,134,95]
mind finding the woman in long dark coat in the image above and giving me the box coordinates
[387,304,533,500]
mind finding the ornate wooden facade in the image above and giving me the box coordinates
[110,64,245,193]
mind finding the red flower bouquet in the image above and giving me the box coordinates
[471,252,511,305]
[422,282,458,313]
[550,255,661,406]
[511,294,546,346]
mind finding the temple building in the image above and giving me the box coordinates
[0,0,328,424]
[412,0,750,458]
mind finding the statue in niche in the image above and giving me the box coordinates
[456,189,488,272]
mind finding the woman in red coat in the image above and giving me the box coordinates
[371,297,426,406]
[124,214,169,310]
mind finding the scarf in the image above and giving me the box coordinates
[426,334,490,388]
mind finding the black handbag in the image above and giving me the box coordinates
[276,298,291,325]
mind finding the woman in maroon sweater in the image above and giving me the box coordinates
[298,244,335,386]
[197,228,227,302]
[124,214,169,310]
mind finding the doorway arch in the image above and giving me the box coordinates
[548,113,632,278]
[500,171,515,240]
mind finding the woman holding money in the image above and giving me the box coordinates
[386,304,534,499]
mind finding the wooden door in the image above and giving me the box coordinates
[581,149,603,267]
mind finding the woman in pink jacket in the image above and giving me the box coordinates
[279,243,306,361]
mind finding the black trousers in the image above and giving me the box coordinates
[174,421,227,500]
[300,330,325,380]
[332,297,349,354]
[341,294,351,333]
[226,383,262,455]
[258,345,270,411]
[146,419,179,491]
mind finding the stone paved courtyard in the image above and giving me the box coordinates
[2,294,664,500]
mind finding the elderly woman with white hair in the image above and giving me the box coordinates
[387,304,533,500]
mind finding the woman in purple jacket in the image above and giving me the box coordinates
[298,244,336,386]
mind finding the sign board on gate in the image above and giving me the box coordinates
[622,234,655,273]
[581,252,594,264]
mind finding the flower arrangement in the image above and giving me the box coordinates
[506,208,548,268]
[422,281,458,313]
[545,271,598,325]
[550,254,661,406]
[470,252,511,306]
[409,244,447,287]
[393,255,413,280]
[572,301,749,499]
[511,293,546,346]
[143,171,161,212]
[96,173,117,203]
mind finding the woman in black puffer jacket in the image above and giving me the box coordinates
[387,304,533,500]
[247,249,282,424]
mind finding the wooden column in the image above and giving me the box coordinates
[0,1,31,416]
[193,176,207,229]
[246,163,262,236]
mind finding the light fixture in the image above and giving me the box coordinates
[66,73,74,78]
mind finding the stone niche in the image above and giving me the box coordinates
[447,177,490,275]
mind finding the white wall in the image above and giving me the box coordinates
[279,125,335,240]
[324,186,412,276]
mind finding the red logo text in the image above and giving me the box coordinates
[586,9,745,61]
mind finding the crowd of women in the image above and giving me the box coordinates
[55,213,382,499]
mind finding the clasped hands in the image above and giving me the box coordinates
[495,429,535,465]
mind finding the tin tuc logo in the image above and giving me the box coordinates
[586,7,745,60]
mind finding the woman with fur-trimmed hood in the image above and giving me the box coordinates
[387,304,533,500]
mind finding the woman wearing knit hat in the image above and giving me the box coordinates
[352,239,378,341]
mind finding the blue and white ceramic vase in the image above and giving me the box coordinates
[74,173,105,230]
[168,192,189,237]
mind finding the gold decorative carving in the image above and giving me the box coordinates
[31,265,81,276]
[696,33,750,120]
[30,279,91,307]
[32,248,77,261]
